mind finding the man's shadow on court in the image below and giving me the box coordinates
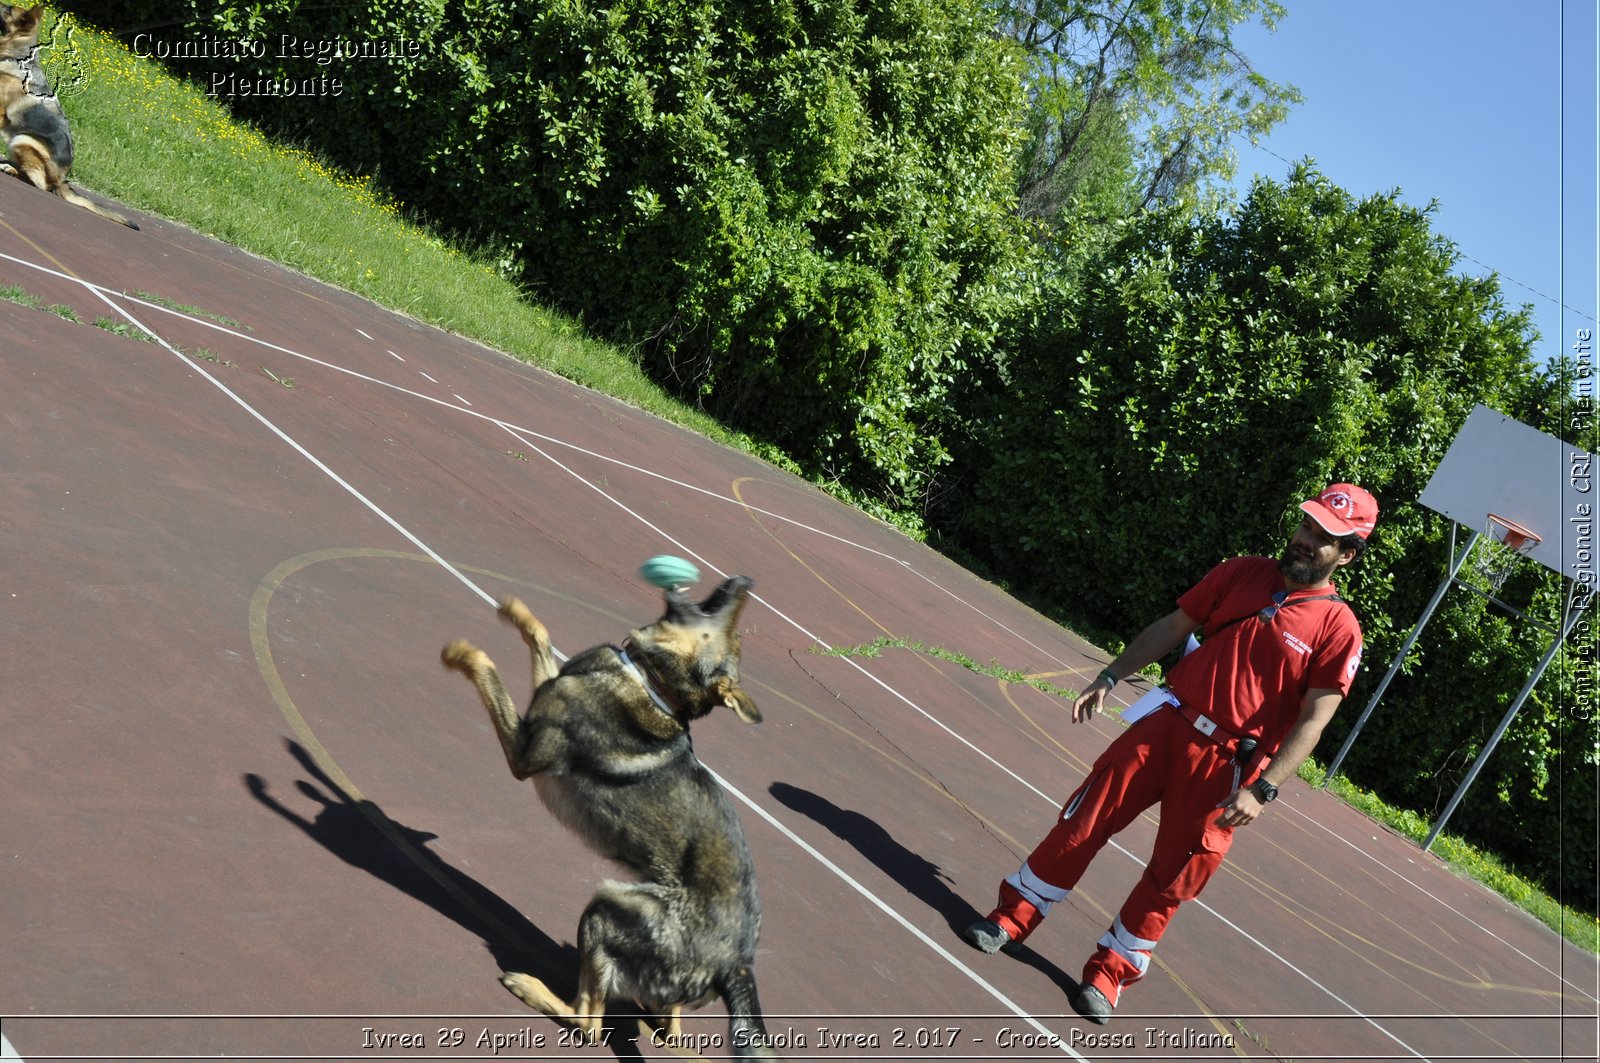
[769,781,1086,997]
[247,740,649,1061]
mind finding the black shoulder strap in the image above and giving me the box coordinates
[1210,591,1346,638]
[1286,592,1346,607]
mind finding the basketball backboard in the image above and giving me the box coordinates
[1417,404,1596,584]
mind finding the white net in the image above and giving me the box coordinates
[1472,513,1541,596]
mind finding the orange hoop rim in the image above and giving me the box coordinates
[1486,512,1541,554]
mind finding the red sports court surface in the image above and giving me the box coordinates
[1,182,1595,1062]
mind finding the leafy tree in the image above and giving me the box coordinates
[948,164,1536,622]
[994,0,1301,220]
[941,164,1594,907]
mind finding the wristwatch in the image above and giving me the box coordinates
[1251,778,1279,804]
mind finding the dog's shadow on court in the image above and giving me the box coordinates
[246,741,650,1061]
[769,782,1085,997]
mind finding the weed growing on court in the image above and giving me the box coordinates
[92,317,154,342]
[0,284,81,320]
[0,284,42,308]
[187,348,235,367]
[258,365,295,388]
[4,283,236,351]
[819,637,1079,700]
[128,290,246,330]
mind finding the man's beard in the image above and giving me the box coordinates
[1279,545,1338,585]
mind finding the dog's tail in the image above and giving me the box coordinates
[718,966,780,1060]
[9,135,140,229]
[58,183,140,230]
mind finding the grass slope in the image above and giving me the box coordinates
[32,10,1598,954]
[43,9,777,459]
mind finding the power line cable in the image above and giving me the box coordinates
[1235,133,1597,326]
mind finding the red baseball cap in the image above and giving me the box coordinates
[1301,483,1378,540]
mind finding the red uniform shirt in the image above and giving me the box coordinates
[1166,556,1363,754]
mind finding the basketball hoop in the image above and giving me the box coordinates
[1473,513,1542,596]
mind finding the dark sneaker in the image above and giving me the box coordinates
[1070,983,1113,1025]
[961,919,1020,955]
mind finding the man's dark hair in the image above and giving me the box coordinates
[1339,533,1368,560]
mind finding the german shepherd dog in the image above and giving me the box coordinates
[0,5,138,228]
[441,576,779,1058]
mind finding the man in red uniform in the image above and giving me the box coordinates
[963,484,1378,1024]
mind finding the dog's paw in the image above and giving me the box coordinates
[497,596,536,624]
[498,597,548,640]
[440,639,487,672]
[499,972,572,1018]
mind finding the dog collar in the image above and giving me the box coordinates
[0,55,48,94]
[617,641,686,723]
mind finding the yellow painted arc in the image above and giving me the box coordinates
[247,546,715,1058]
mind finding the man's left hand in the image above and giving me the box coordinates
[1215,787,1267,829]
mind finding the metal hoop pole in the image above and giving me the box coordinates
[1322,529,1481,787]
[1424,580,1597,850]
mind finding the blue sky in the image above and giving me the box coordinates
[1228,0,1597,370]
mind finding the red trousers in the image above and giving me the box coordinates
[985,709,1245,1005]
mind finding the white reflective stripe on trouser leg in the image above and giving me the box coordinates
[1005,862,1072,915]
[1062,767,1105,821]
[1097,915,1159,978]
[1062,780,1092,820]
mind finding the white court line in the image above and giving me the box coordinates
[7,249,1482,1055]
[419,371,438,383]
[1278,800,1600,1002]
[718,769,1088,1060]
[72,286,498,613]
[387,350,405,362]
[53,284,1086,1058]
[453,393,473,407]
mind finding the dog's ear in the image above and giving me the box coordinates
[714,676,762,724]
[6,6,42,33]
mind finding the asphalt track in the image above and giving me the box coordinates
[0,180,1596,1063]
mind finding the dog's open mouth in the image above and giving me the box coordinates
[665,575,753,626]
[695,575,753,614]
